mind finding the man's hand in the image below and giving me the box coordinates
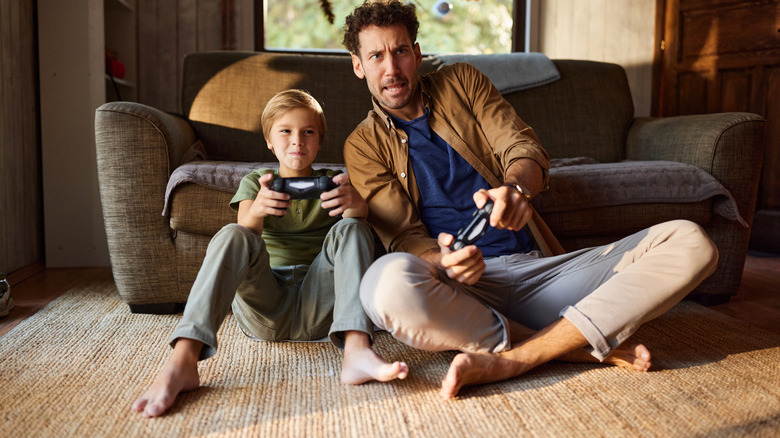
[437,233,485,285]
[474,185,533,231]
[320,173,369,218]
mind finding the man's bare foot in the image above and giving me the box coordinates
[440,352,524,400]
[132,338,202,418]
[439,342,652,400]
[560,341,652,371]
[341,330,409,385]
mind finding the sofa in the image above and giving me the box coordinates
[94,51,765,314]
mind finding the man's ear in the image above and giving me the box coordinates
[414,42,422,69]
[351,53,365,79]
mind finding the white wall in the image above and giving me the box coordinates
[534,0,657,117]
[38,0,110,267]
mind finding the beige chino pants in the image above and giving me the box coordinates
[360,220,718,361]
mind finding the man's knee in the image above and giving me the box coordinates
[663,220,719,272]
[360,253,434,317]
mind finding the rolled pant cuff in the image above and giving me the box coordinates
[328,318,375,349]
[560,305,611,361]
[169,325,219,361]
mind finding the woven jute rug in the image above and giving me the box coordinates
[1,279,779,437]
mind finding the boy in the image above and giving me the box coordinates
[132,89,407,418]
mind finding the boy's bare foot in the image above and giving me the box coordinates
[341,348,409,384]
[341,330,409,385]
[132,338,202,418]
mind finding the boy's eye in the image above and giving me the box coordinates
[304,129,316,135]
[279,129,291,133]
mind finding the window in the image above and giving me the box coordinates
[257,0,524,54]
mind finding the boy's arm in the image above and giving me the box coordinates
[237,173,290,234]
[320,173,368,218]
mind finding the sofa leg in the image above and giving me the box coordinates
[128,302,186,314]
[686,294,731,306]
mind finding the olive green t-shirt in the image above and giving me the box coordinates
[230,168,342,268]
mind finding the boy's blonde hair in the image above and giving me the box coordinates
[261,89,327,145]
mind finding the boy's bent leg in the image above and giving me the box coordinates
[172,224,269,359]
[360,252,511,354]
[134,224,267,417]
[306,218,408,384]
[317,218,376,346]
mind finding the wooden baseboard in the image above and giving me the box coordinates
[7,261,45,285]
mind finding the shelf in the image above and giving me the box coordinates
[105,74,135,89]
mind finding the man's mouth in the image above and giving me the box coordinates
[383,81,406,94]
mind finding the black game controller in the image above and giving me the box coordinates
[450,199,494,251]
[271,175,337,199]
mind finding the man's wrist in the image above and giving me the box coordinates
[502,183,532,200]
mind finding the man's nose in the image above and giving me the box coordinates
[384,56,400,74]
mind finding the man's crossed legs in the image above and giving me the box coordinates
[359,220,718,399]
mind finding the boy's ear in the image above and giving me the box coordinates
[265,138,273,150]
[351,53,365,80]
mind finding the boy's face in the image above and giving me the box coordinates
[265,107,321,177]
[351,23,423,121]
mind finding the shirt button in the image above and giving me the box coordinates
[400,172,406,178]
[401,138,407,144]
[296,209,301,214]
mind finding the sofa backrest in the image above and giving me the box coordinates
[181,52,633,165]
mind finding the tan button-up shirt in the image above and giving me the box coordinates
[344,62,554,256]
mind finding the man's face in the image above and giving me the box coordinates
[351,23,423,120]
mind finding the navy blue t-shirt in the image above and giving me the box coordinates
[393,110,532,257]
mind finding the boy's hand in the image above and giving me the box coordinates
[255,173,291,217]
[236,173,290,234]
[437,233,485,284]
[320,173,368,218]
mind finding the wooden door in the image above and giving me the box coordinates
[656,0,780,253]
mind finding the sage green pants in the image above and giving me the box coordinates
[171,218,375,360]
[360,220,718,361]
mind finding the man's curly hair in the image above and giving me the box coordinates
[342,0,419,56]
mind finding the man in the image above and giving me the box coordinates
[341,0,719,400]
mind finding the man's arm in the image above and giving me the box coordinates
[344,132,439,256]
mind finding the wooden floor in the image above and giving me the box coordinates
[1,254,779,338]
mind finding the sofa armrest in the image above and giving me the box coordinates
[626,112,765,224]
[95,102,197,309]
